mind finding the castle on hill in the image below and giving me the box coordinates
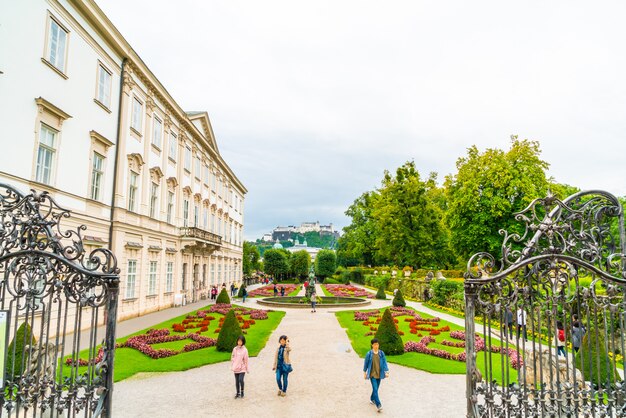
[262,221,339,242]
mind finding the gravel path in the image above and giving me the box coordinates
[112,288,466,418]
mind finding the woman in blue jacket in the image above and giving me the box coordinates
[363,338,389,412]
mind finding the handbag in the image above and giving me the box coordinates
[282,363,293,373]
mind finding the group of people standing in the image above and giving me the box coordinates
[503,308,587,355]
[231,335,389,413]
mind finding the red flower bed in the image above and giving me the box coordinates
[247,284,298,297]
[323,284,375,299]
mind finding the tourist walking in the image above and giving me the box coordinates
[230,283,236,297]
[273,284,278,296]
[242,287,248,303]
[572,321,585,353]
[516,308,528,341]
[211,286,217,301]
[280,286,285,297]
[556,321,566,356]
[272,335,292,396]
[310,292,317,312]
[503,308,514,340]
[363,338,389,412]
[231,335,249,399]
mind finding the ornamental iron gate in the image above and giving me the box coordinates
[464,191,626,417]
[0,184,120,417]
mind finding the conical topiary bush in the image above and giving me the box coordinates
[575,327,618,387]
[374,308,404,355]
[392,289,406,307]
[237,284,247,298]
[216,309,243,352]
[6,322,36,378]
[216,288,231,304]
[376,285,387,300]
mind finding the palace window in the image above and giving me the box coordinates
[184,146,192,172]
[166,191,174,224]
[35,124,57,185]
[149,182,159,218]
[166,262,173,292]
[169,132,177,161]
[126,260,137,298]
[128,171,138,212]
[152,116,162,148]
[96,64,112,109]
[90,152,104,200]
[148,261,158,295]
[45,16,68,73]
[183,199,189,227]
[131,97,143,132]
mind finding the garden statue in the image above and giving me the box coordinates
[306,266,315,297]
[425,271,434,282]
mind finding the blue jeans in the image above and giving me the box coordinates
[276,368,288,393]
[370,377,381,407]
[242,295,247,303]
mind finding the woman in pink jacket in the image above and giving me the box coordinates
[231,335,249,399]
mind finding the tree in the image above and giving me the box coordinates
[372,161,451,267]
[263,249,289,279]
[374,309,404,355]
[315,250,337,279]
[376,285,387,300]
[392,289,406,307]
[337,192,379,266]
[216,309,243,352]
[237,283,247,298]
[444,137,550,260]
[575,328,618,387]
[216,288,231,304]
[6,322,36,378]
[289,250,311,279]
[242,242,261,276]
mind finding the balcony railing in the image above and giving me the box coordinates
[179,227,222,246]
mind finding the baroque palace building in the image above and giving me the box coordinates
[0,0,246,321]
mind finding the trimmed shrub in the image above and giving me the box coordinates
[392,289,406,307]
[216,309,243,352]
[6,322,36,378]
[351,268,364,284]
[575,328,618,387]
[376,285,387,300]
[237,284,247,298]
[216,288,231,304]
[374,309,404,355]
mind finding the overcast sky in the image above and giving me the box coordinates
[99,0,626,240]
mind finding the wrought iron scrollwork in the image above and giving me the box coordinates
[465,191,626,417]
[0,183,120,418]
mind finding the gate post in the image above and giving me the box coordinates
[464,283,478,418]
[103,277,120,418]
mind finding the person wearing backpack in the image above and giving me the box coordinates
[556,320,566,356]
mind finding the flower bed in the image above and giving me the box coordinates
[67,304,272,365]
[323,284,375,299]
[247,284,299,297]
[349,307,523,371]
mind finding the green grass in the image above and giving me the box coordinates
[287,285,302,296]
[320,285,333,297]
[335,307,518,383]
[68,305,285,382]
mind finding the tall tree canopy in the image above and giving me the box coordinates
[263,249,289,279]
[290,250,311,278]
[444,137,550,261]
[315,249,337,279]
[242,241,261,276]
[337,192,379,266]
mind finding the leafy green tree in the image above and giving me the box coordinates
[289,250,311,279]
[337,192,380,266]
[216,309,243,352]
[315,250,337,279]
[243,242,261,276]
[372,161,451,267]
[216,288,231,304]
[444,137,550,260]
[263,249,289,279]
[374,309,404,355]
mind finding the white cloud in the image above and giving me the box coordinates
[98,0,626,239]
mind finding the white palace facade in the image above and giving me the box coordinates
[0,0,246,321]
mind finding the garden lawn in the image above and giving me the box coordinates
[319,285,333,297]
[335,307,518,383]
[68,305,284,382]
